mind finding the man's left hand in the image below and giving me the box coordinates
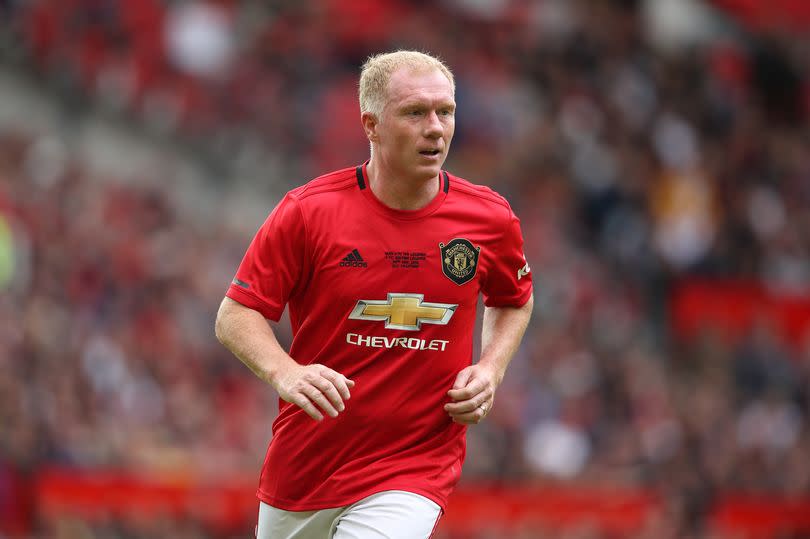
[444,364,499,425]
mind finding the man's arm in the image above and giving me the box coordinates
[444,294,533,424]
[215,297,354,421]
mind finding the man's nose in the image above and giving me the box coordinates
[424,111,443,138]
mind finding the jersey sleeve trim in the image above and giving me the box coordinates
[483,284,533,308]
[226,285,284,321]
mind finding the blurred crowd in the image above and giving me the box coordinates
[2,0,810,538]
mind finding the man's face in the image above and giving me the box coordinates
[368,67,456,183]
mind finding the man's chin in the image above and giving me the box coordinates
[413,161,443,179]
[390,160,443,183]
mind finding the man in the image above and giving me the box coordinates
[215,50,533,539]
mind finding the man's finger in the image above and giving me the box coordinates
[302,386,339,418]
[292,394,323,422]
[312,376,345,412]
[450,368,473,391]
[444,395,488,414]
[448,379,486,401]
[321,370,352,401]
[449,409,485,425]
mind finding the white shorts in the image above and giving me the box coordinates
[256,490,442,539]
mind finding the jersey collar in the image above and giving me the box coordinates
[355,162,449,221]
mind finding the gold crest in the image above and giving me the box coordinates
[439,238,481,285]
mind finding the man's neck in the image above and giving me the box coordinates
[366,159,440,211]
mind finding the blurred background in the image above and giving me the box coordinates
[1,0,810,538]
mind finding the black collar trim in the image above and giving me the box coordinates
[357,165,449,194]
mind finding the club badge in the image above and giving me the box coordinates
[439,238,481,285]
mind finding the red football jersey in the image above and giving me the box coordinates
[226,163,532,511]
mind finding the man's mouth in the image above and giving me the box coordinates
[419,149,441,156]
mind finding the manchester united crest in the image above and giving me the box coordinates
[439,238,481,285]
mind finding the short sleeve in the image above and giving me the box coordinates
[482,208,533,308]
[225,194,308,321]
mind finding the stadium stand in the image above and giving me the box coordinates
[1,0,809,537]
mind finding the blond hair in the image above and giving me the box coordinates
[359,50,455,119]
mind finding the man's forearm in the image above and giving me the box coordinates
[215,297,355,421]
[444,294,533,424]
[478,294,534,383]
[214,297,297,386]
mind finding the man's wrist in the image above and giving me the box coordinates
[476,358,506,386]
[264,354,298,388]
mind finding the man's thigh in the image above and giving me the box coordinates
[333,491,442,539]
[257,501,342,539]
[256,491,442,539]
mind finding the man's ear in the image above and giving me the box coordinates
[361,112,379,142]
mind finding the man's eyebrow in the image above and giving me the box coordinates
[399,100,456,110]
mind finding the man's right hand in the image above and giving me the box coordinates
[273,363,355,421]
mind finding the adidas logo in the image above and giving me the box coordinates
[340,249,368,268]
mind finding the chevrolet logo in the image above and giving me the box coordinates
[349,293,457,331]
